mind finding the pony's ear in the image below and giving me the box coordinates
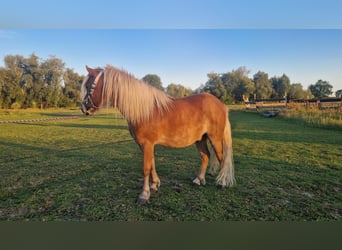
[86,65,93,74]
[86,65,102,75]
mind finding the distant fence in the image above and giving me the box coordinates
[243,96,342,116]
[244,98,287,112]
[287,97,342,110]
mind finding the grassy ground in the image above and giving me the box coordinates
[279,108,342,130]
[0,108,341,221]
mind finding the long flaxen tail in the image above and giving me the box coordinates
[212,113,235,187]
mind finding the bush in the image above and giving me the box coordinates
[31,101,37,108]
[10,102,21,109]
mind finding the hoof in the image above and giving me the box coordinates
[216,184,227,189]
[136,198,150,205]
[193,177,206,186]
[150,183,159,193]
[193,178,201,186]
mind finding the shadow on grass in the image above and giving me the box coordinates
[0,138,134,164]
[1,139,341,221]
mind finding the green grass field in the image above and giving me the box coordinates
[0,108,341,221]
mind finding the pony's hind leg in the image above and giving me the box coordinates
[207,134,225,185]
[208,121,235,188]
[193,136,210,186]
[208,135,224,163]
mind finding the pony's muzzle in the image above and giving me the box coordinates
[81,102,95,116]
[80,102,91,115]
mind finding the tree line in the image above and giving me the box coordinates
[0,54,83,109]
[0,54,340,109]
[0,54,194,109]
[198,66,340,104]
[144,66,340,104]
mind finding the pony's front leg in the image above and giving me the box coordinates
[137,144,154,204]
[150,162,160,192]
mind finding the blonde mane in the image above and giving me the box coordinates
[102,65,174,124]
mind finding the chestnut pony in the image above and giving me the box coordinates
[81,65,235,204]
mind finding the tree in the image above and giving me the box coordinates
[288,83,313,99]
[335,89,342,98]
[0,53,83,109]
[222,66,255,102]
[142,74,164,91]
[40,56,65,107]
[61,68,84,107]
[271,74,291,98]
[202,72,230,103]
[253,71,273,99]
[166,83,192,98]
[14,53,47,108]
[308,80,333,98]
[0,55,25,108]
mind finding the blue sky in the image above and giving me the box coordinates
[0,0,342,92]
[1,0,342,29]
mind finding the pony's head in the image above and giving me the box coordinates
[80,66,104,115]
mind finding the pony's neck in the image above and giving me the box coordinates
[103,66,173,125]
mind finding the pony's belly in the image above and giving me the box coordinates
[133,114,208,148]
[156,131,204,148]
